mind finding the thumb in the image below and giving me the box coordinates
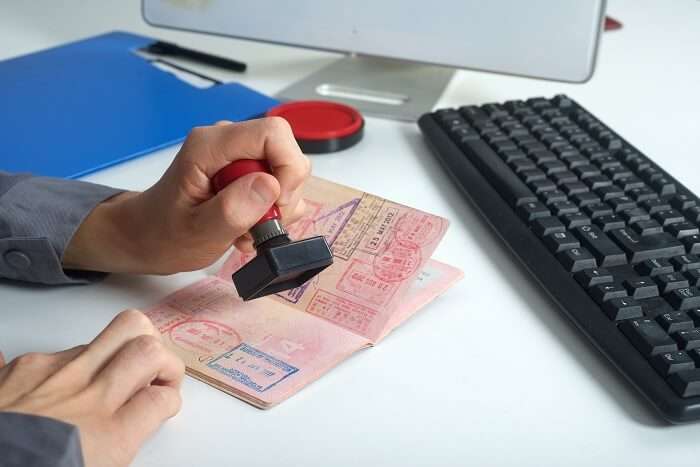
[196,172,281,241]
[0,351,5,368]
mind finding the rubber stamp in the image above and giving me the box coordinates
[212,159,333,300]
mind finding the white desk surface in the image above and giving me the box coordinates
[3,1,700,465]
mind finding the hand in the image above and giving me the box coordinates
[0,309,184,467]
[63,117,311,274]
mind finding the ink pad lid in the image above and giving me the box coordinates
[266,100,364,153]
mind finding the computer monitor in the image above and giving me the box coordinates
[142,0,605,121]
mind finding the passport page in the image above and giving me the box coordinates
[218,176,451,343]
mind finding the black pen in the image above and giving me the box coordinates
[144,40,247,73]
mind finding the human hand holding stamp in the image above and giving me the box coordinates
[143,176,463,408]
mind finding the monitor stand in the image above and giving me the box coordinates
[276,55,455,122]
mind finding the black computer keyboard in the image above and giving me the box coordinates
[419,95,700,423]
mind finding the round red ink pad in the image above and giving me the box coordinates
[266,100,364,154]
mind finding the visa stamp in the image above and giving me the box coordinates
[395,212,445,247]
[306,289,377,334]
[207,343,299,393]
[169,319,241,356]
[359,205,400,254]
[330,194,384,260]
[337,259,398,306]
[372,240,422,283]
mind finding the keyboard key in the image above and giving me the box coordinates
[531,216,565,237]
[584,203,613,219]
[668,370,700,398]
[627,186,658,202]
[673,328,700,350]
[573,225,627,267]
[681,234,700,255]
[520,169,547,183]
[653,272,689,294]
[573,164,601,179]
[638,296,675,319]
[528,179,557,194]
[574,267,613,288]
[566,155,589,169]
[656,311,695,334]
[616,175,645,192]
[551,201,579,216]
[653,209,685,226]
[557,246,596,272]
[541,190,568,205]
[460,139,538,207]
[570,192,600,207]
[603,297,643,321]
[667,222,699,239]
[685,270,700,287]
[620,207,650,224]
[670,255,700,272]
[641,198,671,214]
[620,318,677,357]
[623,277,659,299]
[595,185,625,202]
[635,258,674,277]
[594,215,626,232]
[561,182,589,196]
[651,177,677,196]
[630,219,663,236]
[552,171,578,186]
[651,351,695,376]
[517,201,550,222]
[544,231,580,253]
[671,194,697,211]
[608,228,685,263]
[585,175,613,190]
[684,206,700,223]
[560,212,591,229]
[459,105,489,122]
[531,150,558,165]
[589,283,627,304]
[608,196,637,213]
[666,288,700,311]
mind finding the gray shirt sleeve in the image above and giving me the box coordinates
[0,412,84,467]
[0,172,123,284]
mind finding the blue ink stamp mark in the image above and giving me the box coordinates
[207,343,299,393]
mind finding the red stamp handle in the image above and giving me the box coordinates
[211,160,281,225]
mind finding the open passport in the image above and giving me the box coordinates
[144,176,463,408]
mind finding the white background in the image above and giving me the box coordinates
[2,1,700,466]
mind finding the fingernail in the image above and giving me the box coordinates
[251,176,276,204]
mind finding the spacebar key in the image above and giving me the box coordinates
[460,139,537,207]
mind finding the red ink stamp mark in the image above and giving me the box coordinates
[395,212,445,247]
[306,290,377,334]
[145,306,191,334]
[372,241,422,283]
[169,320,241,356]
[337,259,398,306]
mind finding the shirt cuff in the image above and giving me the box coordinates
[0,175,123,284]
[0,412,84,467]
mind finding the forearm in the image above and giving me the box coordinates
[0,172,123,284]
[62,190,147,274]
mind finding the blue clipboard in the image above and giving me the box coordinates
[0,31,279,179]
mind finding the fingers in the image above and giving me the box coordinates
[47,309,158,389]
[94,334,184,410]
[116,385,182,452]
[0,346,85,406]
[0,351,4,367]
[182,117,311,207]
[193,172,281,243]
